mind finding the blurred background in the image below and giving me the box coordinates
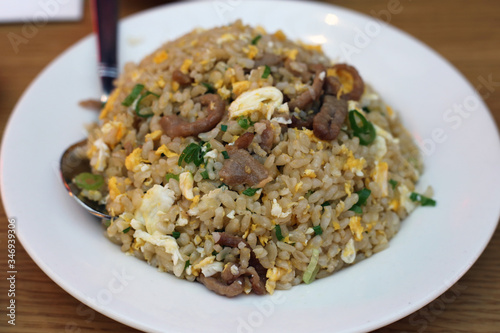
[0,0,499,332]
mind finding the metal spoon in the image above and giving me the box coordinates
[60,0,118,220]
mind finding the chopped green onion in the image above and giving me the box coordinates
[321,201,331,207]
[222,151,229,159]
[349,188,371,213]
[202,82,216,94]
[184,260,191,269]
[74,172,104,191]
[350,205,363,214]
[362,106,371,113]
[221,124,228,132]
[237,116,251,129]
[200,170,209,179]
[305,190,314,199]
[172,231,181,239]
[135,91,159,118]
[242,187,259,196]
[178,142,207,167]
[313,225,323,235]
[251,34,262,45]
[275,225,284,241]
[389,179,398,190]
[165,173,179,182]
[122,84,144,106]
[356,188,371,206]
[303,248,320,284]
[122,227,131,234]
[410,192,437,207]
[262,65,271,79]
[348,110,376,145]
[104,220,111,227]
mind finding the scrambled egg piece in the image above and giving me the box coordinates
[284,48,298,60]
[265,267,289,295]
[153,50,168,64]
[101,121,126,147]
[132,229,184,276]
[372,162,389,197]
[303,169,316,178]
[134,184,175,234]
[271,199,291,218]
[180,59,192,74]
[245,45,259,59]
[274,30,286,41]
[179,171,194,200]
[228,86,283,120]
[108,176,121,201]
[99,88,120,120]
[232,81,251,96]
[193,256,223,277]
[349,216,364,241]
[125,148,149,172]
[216,33,236,44]
[340,145,366,176]
[155,145,178,158]
[341,238,356,264]
[145,130,162,142]
[89,138,110,172]
[398,184,417,213]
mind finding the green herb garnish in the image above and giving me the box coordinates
[242,188,259,196]
[275,225,284,241]
[303,248,320,284]
[410,192,436,207]
[202,82,216,94]
[178,142,208,167]
[212,250,218,256]
[321,201,331,207]
[134,91,159,118]
[74,172,104,191]
[221,124,228,132]
[389,179,398,190]
[122,84,144,106]
[172,231,181,239]
[350,188,371,214]
[122,227,131,234]
[262,65,271,79]
[184,260,191,269]
[200,170,209,179]
[165,173,179,182]
[313,225,323,235]
[251,34,262,45]
[222,151,229,159]
[348,110,376,145]
[237,116,251,129]
[362,106,371,113]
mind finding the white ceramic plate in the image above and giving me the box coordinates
[2,1,500,332]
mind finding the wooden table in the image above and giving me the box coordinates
[1,1,499,332]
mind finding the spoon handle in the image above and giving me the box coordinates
[91,0,119,103]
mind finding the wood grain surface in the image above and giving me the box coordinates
[1,0,499,332]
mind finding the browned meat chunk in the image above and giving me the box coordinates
[233,132,255,150]
[78,99,102,111]
[198,274,245,298]
[313,95,348,141]
[330,64,365,101]
[290,114,314,130]
[172,69,193,86]
[221,264,266,295]
[214,232,267,278]
[324,75,342,96]
[253,53,282,68]
[288,65,326,112]
[258,120,274,153]
[160,94,225,138]
[219,146,272,188]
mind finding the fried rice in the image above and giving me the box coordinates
[80,20,430,297]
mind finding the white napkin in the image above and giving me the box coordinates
[0,0,84,23]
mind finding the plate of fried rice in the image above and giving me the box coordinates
[2,1,500,332]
